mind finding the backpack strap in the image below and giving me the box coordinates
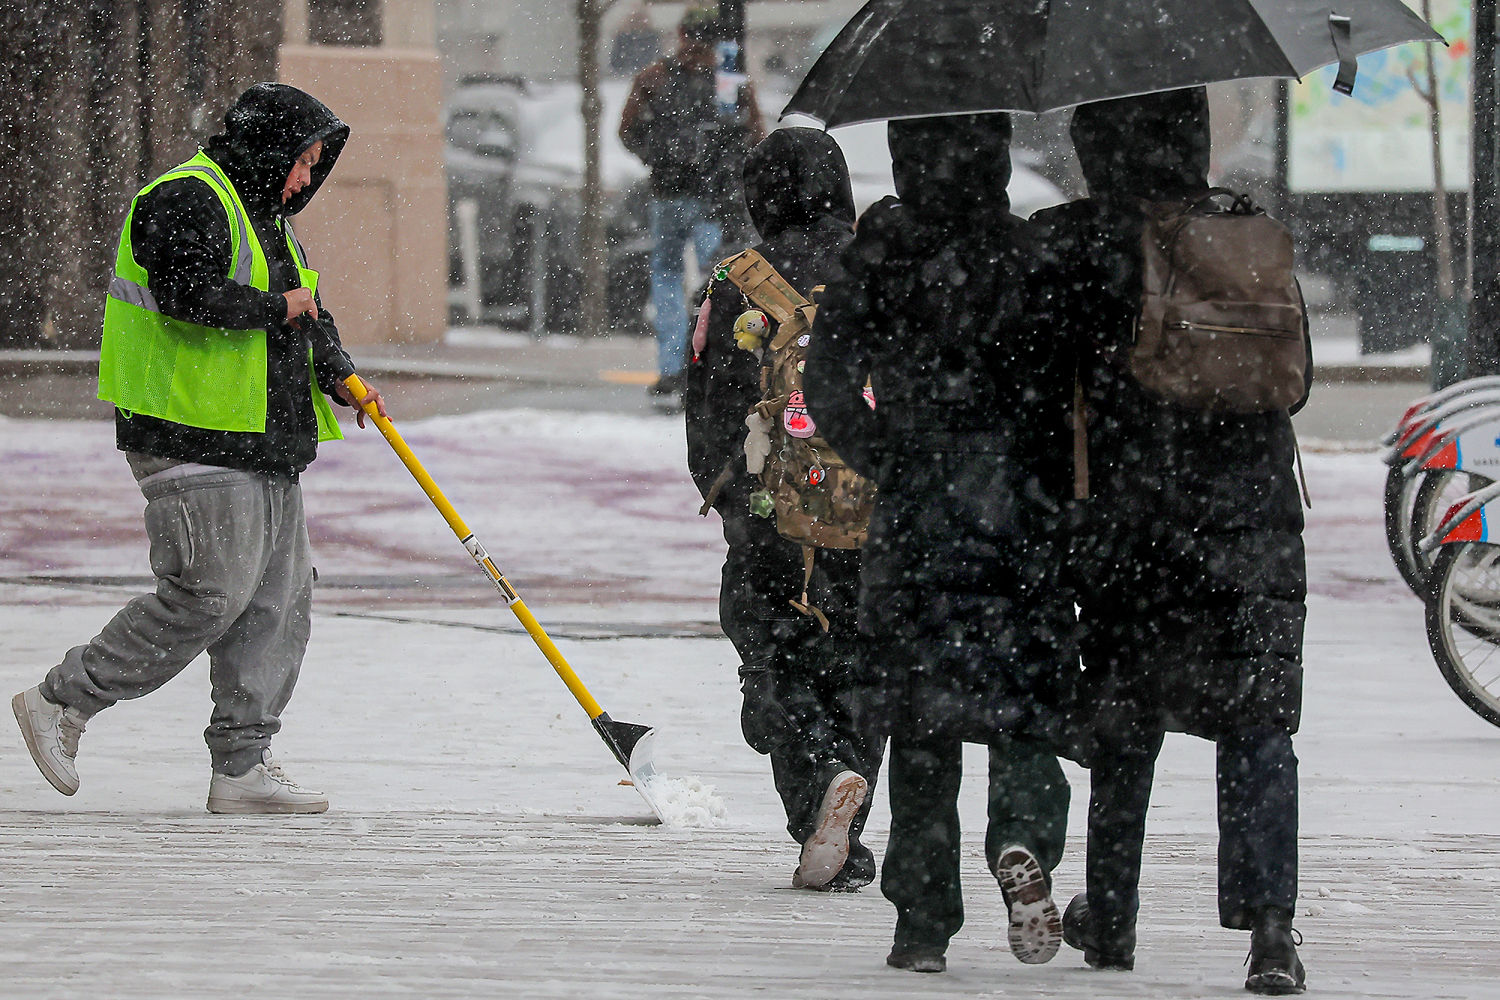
[717,249,815,349]
[698,454,743,516]
[1292,425,1312,509]
[786,545,831,632]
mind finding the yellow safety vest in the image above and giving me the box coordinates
[98,150,341,441]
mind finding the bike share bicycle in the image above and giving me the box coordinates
[1383,376,1500,727]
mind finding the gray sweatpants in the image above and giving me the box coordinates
[43,453,314,776]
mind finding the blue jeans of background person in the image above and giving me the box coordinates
[649,197,722,380]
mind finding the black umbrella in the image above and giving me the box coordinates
[784,0,1445,127]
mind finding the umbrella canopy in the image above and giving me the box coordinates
[784,0,1445,127]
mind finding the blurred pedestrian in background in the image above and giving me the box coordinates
[620,4,764,411]
[11,83,385,815]
[807,113,1086,975]
[1033,88,1309,995]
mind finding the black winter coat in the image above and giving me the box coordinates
[684,128,861,650]
[116,83,355,478]
[1037,90,1307,741]
[805,115,1084,756]
[618,54,762,203]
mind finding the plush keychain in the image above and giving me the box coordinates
[733,309,770,352]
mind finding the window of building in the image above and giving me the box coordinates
[309,0,383,47]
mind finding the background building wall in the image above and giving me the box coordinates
[282,0,447,347]
[0,0,284,348]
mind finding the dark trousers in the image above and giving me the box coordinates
[882,735,1070,951]
[721,540,881,875]
[1086,725,1298,947]
[769,619,884,881]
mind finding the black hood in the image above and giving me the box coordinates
[743,127,855,240]
[1071,88,1210,204]
[203,83,350,217]
[887,113,1012,228]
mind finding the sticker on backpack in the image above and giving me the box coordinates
[783,390,815,438]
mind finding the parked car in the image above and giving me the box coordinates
[444,75,654,334]
[445,78,1066,335]
[444,75,527,323]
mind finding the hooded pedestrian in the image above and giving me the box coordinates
[12,83,386,814]
[1032,88,1309,994]
[684,127,881,891]
[805,113,1086,974]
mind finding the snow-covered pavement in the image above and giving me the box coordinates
[1,409,1497,998]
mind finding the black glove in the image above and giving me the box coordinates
[738,666,798,755]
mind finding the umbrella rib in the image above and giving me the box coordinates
[1243,1,1302,81]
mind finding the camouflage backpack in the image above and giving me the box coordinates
[716,249,877,625]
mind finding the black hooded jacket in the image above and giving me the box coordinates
[804,114,1083,753]
[684,127,857,518]
[1032,90,1307,740]
[682,127,860,658]
[115,83,355,478]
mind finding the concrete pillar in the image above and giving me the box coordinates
[284,0,309,45]
[279,0,447,347]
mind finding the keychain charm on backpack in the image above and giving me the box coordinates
[807,460,826,488]
[691,287,715,361]
[733,309,769,352]
[748,488,774,518]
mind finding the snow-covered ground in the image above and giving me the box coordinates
[1,407,1497,998]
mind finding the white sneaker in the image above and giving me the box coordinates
[794,769,868,889]
[12,686,87,795]
[206,750,329,814]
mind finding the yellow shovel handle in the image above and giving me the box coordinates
[342,373,605,721]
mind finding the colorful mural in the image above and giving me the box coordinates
[1287,0,1469,192]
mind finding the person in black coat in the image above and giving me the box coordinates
[1031,88,1308,995]
[684,127,881,891]
[805,113,1085,973]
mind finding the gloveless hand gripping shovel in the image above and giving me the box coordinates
[316,329,664,821]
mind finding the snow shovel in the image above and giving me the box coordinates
[326,351,665,821]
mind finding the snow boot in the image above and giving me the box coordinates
[885,946,946,974]
[793,769,867,889]
[992,843,1062,964]
[206,750,329,814]
[1061,892,1136,970]
[1244,906,1306,995]
[791,861,873,893]
[13,686,87,795]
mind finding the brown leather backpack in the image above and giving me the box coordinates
[1133,189,1307,413]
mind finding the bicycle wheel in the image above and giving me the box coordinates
[1408,471,1492,594]
[1384,464,1426,593]
[1425,542,1500,729]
